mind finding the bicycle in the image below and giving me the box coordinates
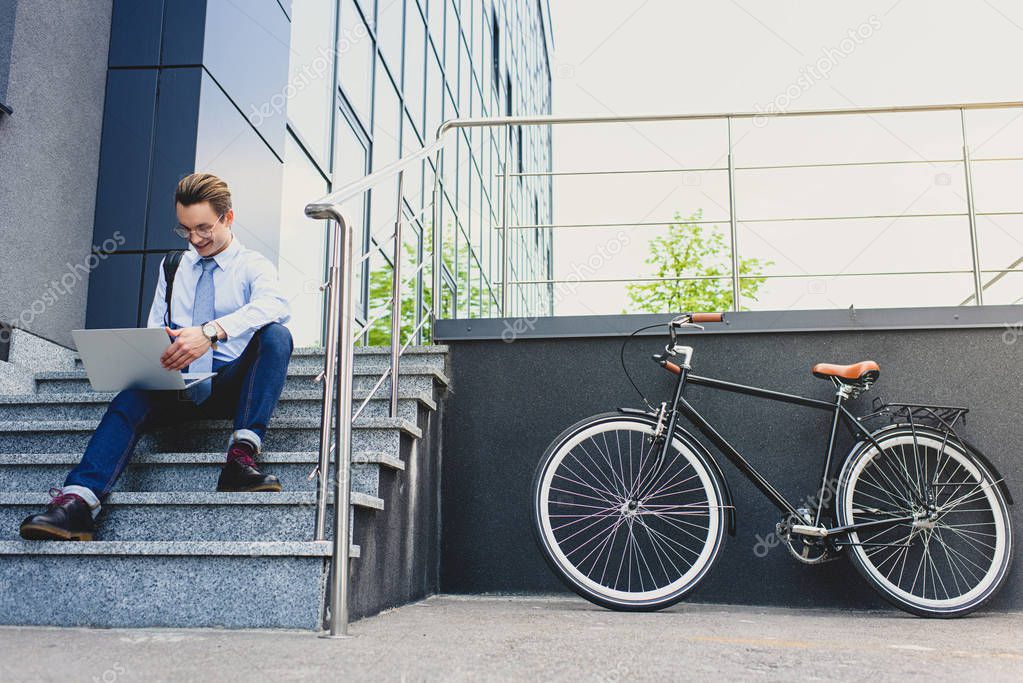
[531,312,1014,617]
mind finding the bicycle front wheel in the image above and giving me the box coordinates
[532,412,727,611]
[837,425,1013,617]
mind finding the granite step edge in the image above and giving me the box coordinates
[0,388,438,411]
[0,417,424,440]
[0,450,404,470]
[37,364,451,382]
[0,490,385,510]
[68,344,448,360]
[0,539,359,557]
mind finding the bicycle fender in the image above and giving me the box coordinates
[957,437,1014,505]
[617,407,737,536]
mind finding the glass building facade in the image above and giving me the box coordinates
[279,0,554,346]
[82,0,553,347]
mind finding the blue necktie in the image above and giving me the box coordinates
[187,257,217,404]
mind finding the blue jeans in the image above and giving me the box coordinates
[64,323,293,500]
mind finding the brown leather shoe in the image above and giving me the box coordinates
[19,488,95,541]
[216,444,282,492]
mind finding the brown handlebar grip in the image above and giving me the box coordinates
[691,312,723,323]
[662,361,682,375]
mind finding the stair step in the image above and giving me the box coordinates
[0,417,421,454]
[0,389,435,422]
[0,538,356,557]
[0,491,382,542]
[0,450,404,494]
[69,344,449,372]
[35,364,451,395]
[0,540,345,629]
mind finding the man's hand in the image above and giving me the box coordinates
[162,326,212,370]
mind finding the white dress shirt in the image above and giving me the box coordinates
[146,236,291,363]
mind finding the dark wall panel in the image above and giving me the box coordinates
[439,328,1022,612]
[161,0,207,65]
[92,69,158,250]
[144,67,202,252]
[108,0,165,67]
[85,253,144,329]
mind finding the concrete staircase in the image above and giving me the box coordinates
[0,345,449,629]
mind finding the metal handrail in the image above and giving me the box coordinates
[304,99,1023,637]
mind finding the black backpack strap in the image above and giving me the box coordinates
[162,250,186,327]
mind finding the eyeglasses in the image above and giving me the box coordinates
[173,213,225,240]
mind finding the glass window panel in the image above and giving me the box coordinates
[376,0,404,78]
[404,0,426,135]
[427,0,445,58]
[278,134,329,347]
[366,245,393,345]
[333,114,370,312]
[339,0,374,127]
[471,0,482,69]
[397,218,421,342]
[286,0,336,168]
[458,39,470,112]
[444,1,458,74]
[425,48,443,142]
[372,61,401,171]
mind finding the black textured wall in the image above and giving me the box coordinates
[350,399,443,621]
[438,327,1021,611]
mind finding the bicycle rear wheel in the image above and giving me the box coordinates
[836,426,1013,617]
[532,412,727,611]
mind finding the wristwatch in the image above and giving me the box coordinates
[201,321,219,350]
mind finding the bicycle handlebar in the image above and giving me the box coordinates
[691,312,723,323]
[657,312,724,373]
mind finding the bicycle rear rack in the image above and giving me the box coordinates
[860,397,969,433]
[867,397,1014,506]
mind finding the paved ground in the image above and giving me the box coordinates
[1,595,1020,682]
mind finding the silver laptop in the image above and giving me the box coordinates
[72,328,216,392]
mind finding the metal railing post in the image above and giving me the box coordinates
[326,214,356,638]
[727,116,741,312]
[501,126,512,315]
[431,149,443,324]
[313,219,342,540]
[389,171,405,418]
[960,108,984,305]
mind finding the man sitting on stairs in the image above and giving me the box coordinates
[20,172,293,541]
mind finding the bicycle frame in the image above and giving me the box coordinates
[650,358,923,537]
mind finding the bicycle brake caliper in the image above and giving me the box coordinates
[652,401,669,442]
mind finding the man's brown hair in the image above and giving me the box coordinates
[175,172,232,216]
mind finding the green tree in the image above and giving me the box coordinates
[626,210,772,313]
